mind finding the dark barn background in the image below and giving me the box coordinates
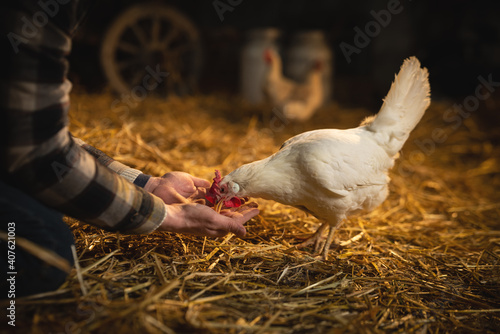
[70,0,500,109]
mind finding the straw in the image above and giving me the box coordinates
[6,92,499,333]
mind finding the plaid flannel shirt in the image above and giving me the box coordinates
[0,1,167,234]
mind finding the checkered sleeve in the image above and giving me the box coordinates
[0,2,166,234]
[72,137,152,188]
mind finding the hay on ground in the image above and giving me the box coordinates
[4,92,500,334]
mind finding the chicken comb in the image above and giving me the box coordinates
[205,170,244,211]
[312,59,323,71]
[264,49,274,63]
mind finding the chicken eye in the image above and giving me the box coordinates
[231,183,240,193]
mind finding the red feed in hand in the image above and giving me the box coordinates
[205,170,222,205]
[205,170,243,209]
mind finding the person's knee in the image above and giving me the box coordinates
[1,181,76,297]
[22,220,75,296]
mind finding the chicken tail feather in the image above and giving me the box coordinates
[364,56,431,156]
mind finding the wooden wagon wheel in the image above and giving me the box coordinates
[100,3,202,97]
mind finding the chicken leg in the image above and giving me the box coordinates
[296,222,328,252]
[296,220,344,260]
[322,226,337,260]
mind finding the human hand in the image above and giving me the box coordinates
[158,202,259,237]
[144,171,210,205]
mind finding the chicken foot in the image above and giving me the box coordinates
[295,222,328,253]
[296,221,345,260]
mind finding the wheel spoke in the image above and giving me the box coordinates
[117,41,140,54]
[151,16,161,45]
[116,57,142,71]
[129,22,148,47]
[159,27,180,49]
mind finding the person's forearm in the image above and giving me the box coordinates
[72,136,152,188]
[0,2,165,234]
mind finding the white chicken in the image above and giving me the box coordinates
[263,48,324,122]
[219,57,430,259]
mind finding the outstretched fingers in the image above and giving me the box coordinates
[219,203,260,237]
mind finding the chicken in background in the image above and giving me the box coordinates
[263,48,324,122]
[217,57,431,259]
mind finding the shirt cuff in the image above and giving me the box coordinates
[133,173,151,188]
[119,168,143,184]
